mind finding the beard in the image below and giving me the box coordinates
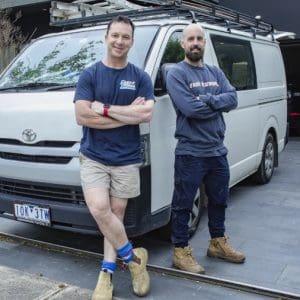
[185,47,204,62]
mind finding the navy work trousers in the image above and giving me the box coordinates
[171,154,230,247]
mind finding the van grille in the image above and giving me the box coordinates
[0,179,84,203]
[0,152,71,164]
[0,139,76,147]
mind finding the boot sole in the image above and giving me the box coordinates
[172,262,205,274]
[207,250,245,264]
[133,271,150,297]
[132,248,150,297]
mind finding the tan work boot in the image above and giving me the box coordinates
[91,271,113,300]
[207,236,245,263]
[128,247,150,296]
[173,245,205,274]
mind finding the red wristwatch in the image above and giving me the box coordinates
[103,103,110,117]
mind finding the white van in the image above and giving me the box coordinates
[0,2,287,236]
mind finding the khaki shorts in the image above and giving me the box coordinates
[79,154,141,198]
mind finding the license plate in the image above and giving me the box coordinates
[14,203,51,226]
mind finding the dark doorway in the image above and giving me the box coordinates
[280,39,300,136]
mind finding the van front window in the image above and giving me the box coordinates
[0,26,158,90]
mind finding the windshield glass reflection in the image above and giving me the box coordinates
[0,25,158,89]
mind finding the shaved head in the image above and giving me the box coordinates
[182,23,206,41]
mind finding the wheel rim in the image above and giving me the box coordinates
[188,188,201,228]
[265,141,274,178]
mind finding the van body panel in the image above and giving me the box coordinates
[252,41,287,155]
[145,26,179,213]
[207,30,261,185]
[0,91,82,186]
[0,91,81,142]
[149,94,176,212]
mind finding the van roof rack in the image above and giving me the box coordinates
[50,0,274,38]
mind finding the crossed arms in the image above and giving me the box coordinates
[167,66,237,120]
[75,97,154,129]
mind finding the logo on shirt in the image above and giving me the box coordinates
[120,80,136,90]
[190,81,219,88]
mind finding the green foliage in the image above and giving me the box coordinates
[7,39,101,84]
[161,39,184,65]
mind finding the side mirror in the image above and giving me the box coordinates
[161,63,175,91]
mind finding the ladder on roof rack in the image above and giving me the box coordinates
[50,0,142,22]
[50,0,274,38]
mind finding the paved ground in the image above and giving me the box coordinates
[0,244,272,300]
[0,137,299,299]
[143,137,300,294]
[219,137,300,293]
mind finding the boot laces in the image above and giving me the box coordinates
[220,237,238,254]
[121,262,128,270]
[184,247,198,263]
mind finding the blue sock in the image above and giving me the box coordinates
[117,242,134,263]
[101,261,117,274]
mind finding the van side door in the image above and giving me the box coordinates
[208,33,260,186]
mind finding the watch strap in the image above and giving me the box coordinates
[103,103,110,117]
[103,106,109,117]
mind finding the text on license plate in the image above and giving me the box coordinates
[14,203,51,226]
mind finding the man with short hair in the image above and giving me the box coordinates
[167,23,245,274]
[74,15,154,299]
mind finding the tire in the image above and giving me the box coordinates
[254,133,275,184]
[158,184,207,240]
[188,184,207,237]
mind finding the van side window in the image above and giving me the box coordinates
[154,31,184,96]
[211,35,257,91]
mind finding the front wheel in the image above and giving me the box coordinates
[254,133,276,184]
[188,184,207,237]
[158,184,207,240]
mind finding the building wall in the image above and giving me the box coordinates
[219,0,300,37]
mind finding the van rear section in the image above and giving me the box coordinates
[280,39,300,135]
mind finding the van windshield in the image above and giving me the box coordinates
[0,25,158,90]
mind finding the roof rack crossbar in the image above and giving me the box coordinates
[180,1,273,32]
[50,0,274,37]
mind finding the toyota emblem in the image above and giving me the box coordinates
[22,129,37,143]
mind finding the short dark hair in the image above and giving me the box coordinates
[106,15,135,36]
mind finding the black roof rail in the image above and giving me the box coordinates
[50,0,274,37]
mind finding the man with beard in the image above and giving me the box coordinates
[166,23,245,274]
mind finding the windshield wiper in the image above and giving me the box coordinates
[0,86,20,91]
[0,82,75,91]
[46,83,76,91]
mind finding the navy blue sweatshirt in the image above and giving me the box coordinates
[166,61,237,157]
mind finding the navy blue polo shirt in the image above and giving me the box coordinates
[74,61,154,166]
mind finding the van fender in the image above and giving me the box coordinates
[258,115,278,151]
[258,115,279,167]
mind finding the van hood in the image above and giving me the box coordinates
[0,91,82,143]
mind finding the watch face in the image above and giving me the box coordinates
[104,103,111,108]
